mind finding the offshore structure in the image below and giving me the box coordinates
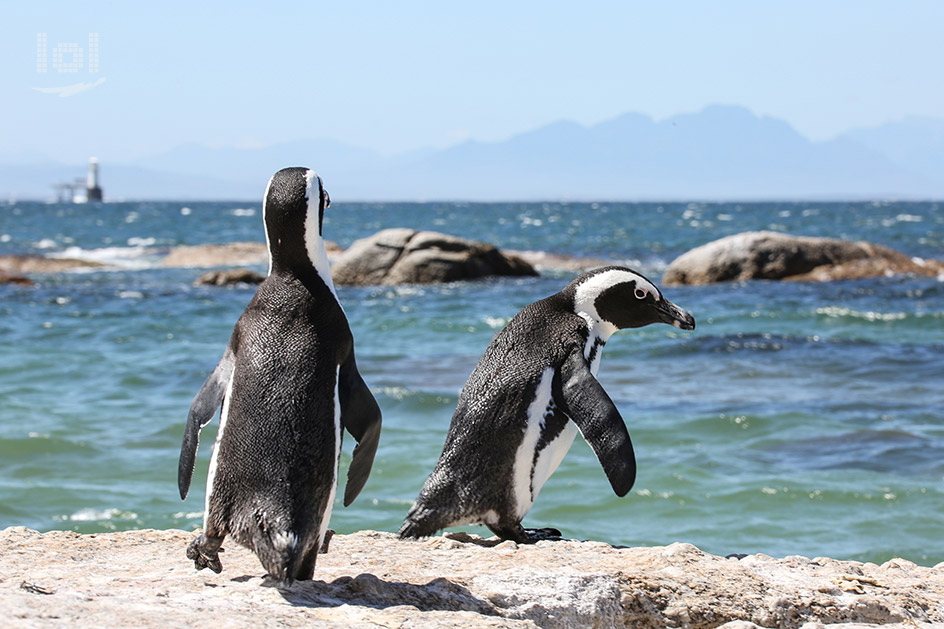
[86,158,103,202]
[52,158,104,203]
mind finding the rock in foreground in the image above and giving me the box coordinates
[2,527,941,628]
[331,228,538,285]
[663,231,944,285]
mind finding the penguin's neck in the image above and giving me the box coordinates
[576,311,617,376]
[305,234,338,301]
[302,208,339,301]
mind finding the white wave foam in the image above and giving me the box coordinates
[230,208,256,217]
[127,237,157,247]
[816,306,907,322]
[50,245,164,270]
[483,316,509,329]
[55,508,138,522]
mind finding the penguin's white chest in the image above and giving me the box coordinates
[511,335,605,520]
[511,368,578,520]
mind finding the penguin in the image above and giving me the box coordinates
[177,167,382,583]
[398,266,694,544]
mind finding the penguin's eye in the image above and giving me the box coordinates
[634,288,647,300]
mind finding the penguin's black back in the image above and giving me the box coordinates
[208,273,351,561]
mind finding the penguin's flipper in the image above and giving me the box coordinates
[338,349,382,507]
[555,350,636,497]
[177,347,235,500]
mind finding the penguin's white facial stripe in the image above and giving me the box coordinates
[574,269,658,339]
[303,169,322,234]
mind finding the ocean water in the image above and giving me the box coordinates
[1,199,942,567]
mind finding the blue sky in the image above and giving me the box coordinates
[3,1,942,164]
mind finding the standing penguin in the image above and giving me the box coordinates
[177,167,381,583]
[399,266,694,543]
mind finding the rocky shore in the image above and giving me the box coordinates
[2,527,942,628]
[5,229,944,288]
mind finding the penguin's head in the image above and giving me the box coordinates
[262,167,332,276]
[569,266,695,337]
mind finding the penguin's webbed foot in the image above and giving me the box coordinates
[487,523,563,544]
[522,527,563,543]
[320,529,335,553]
[186,535,225,573]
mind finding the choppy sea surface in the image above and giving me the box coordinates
[1,199,942,566]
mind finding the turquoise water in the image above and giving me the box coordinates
[1,199,942,566]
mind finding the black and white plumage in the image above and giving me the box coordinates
[398,266,694,543]
[177,167,381,583]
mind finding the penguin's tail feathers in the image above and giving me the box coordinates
[397,519,429,539]
[397,504,443,540]
[253,528,317,585]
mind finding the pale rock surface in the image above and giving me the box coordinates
[162,241,343,269]
[663,231,944,285]
[331,228,538,285]
[0,255,103,275]
[161,242,270,268]
[2,527,941,628]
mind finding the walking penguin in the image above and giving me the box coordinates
[399,266,694,543]
[177,167,382,583]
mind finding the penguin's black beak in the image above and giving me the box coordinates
[656,299,695,330]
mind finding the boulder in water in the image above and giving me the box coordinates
[663,231,944,285]
[331,228,538,285]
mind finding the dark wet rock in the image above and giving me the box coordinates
[1,527,942,628]
[663,231,944,285]
[193,268,265,287]
[331,228,538,285]
[0,255,104,275]
[0,271,34,286]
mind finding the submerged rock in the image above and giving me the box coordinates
[663,231,944,285]
[1,527,941,628]
[194,268,265,286]
[331,228,538,285]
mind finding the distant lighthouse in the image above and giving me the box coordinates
[86,157,103,202]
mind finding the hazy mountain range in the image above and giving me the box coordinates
[3,105,943,201]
